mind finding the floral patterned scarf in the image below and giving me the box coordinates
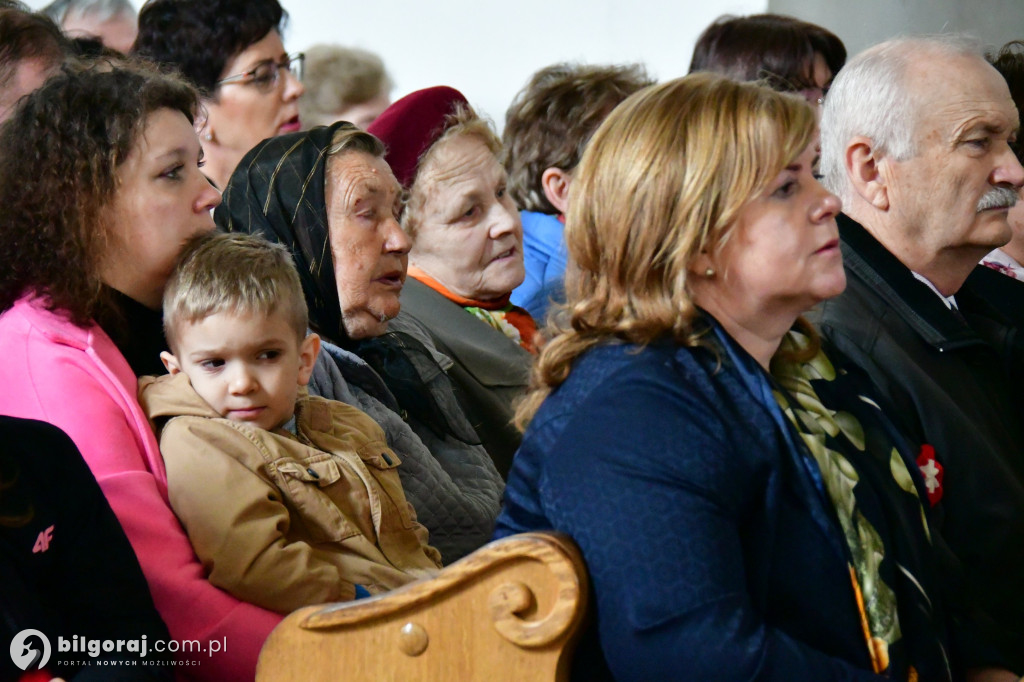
[769,329,950,680]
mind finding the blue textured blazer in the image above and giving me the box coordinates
[495,329,946,681]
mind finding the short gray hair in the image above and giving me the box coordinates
[41,0,135,25]
[820,34,986,204]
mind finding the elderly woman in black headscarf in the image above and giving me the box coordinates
[215,121,503,564]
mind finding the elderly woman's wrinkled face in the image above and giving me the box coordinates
[325,150,410,339]
[408,134,524,301]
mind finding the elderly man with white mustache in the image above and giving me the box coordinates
[817,34,1024,674]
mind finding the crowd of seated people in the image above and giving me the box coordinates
[215,119,504,565]
[0,1,1023,680]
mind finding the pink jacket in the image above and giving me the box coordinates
[0,296,280,681]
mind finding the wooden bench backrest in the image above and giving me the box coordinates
[256,531,589,682]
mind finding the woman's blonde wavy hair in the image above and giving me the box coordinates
[515,72,818,429]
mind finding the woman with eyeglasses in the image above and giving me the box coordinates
[134,0,304,189]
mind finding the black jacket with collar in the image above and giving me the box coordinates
[816,213,1024,671]
[0,416,172,681]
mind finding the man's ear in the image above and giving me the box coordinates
[161,351,182,375]
[297,332,321,386]
[541,166,572,215]
[846,136,890,210]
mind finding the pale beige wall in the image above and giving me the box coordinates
[768,0,1024,56]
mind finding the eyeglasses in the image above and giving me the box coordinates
[216,52,304,93]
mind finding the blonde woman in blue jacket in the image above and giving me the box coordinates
[495,74,976,680]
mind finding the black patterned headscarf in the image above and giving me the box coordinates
[215,121,348,344]
[214,122,479,444]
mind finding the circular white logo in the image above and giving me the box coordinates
[10,629,50,671]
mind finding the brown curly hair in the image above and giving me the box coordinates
[0,57,199,326]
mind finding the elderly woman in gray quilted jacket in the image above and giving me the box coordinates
[215,121,503,563]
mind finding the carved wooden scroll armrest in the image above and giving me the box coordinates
[257,531,589,682]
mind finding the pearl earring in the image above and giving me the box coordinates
[704,268,715,277]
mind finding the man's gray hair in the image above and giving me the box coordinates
[820,34,986,204]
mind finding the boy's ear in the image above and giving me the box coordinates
[161,351,182,375]
[297,332,321,386]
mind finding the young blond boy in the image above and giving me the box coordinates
[139,232,441,614]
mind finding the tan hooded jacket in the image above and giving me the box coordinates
[138,372,442,615]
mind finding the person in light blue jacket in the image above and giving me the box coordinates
[502,62,652,321]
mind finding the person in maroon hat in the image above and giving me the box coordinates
[368,87,533,478]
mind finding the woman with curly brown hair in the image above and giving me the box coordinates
[0,59,278,681]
